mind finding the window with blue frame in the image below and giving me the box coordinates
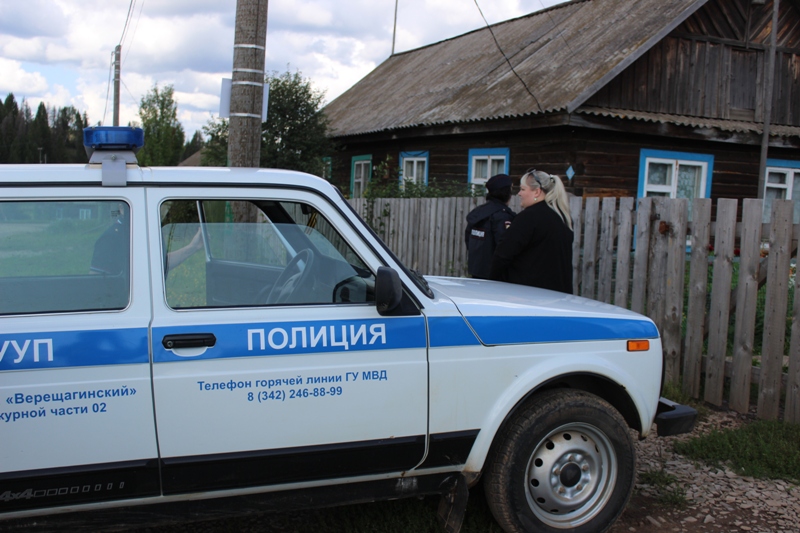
[468,148,509,189]
[638,149,713,218]
[350,155,371,198]
[400,151,429,187]
[763,159,800,222]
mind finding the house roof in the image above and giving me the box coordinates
[324,0,708,138]
[577,107,800,138]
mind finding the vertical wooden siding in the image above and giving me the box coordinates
[348,196,800,423]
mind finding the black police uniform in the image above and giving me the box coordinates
[465,197,515,279]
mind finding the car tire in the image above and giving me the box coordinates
[484,389,636,533]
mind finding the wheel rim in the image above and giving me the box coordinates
[524,422,617,529]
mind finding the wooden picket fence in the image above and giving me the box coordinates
[348,196,800,424]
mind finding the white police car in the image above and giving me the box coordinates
[0,127,694,533]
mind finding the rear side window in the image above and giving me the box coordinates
[0,200,130,315]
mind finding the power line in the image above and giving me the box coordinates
[102,50,114,125]
[119,0,136,45]
[123,0,146,65]
[536,0,576,58]
[473,0,544,113]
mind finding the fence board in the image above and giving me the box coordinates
[614,197,634,309]
[581,198,600,299]
[758,200,793,420]
[631,198,653,315]
[787,262,800,423]
[704,199,737,406]
[662,198,688,385]
[729,199,763,413]
[646,198,668,335]
[598,198,617,304]
[683,199,711,398]
[570,196,584,295]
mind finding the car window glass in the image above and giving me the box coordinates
[161,199,375,309]
[0,200,130,315]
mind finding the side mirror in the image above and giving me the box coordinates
[376,266,403,316]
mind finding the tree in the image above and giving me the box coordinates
[135,84,185,166]
[260,69,331,175]
[30,102,51,163]
[183,130,204,161]
[200,69,332,174]
[200,117,228,167]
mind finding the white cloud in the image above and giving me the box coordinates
[0,58,49,94]
[0,0,568,141]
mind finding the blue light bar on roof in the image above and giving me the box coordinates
[83,126,144,152]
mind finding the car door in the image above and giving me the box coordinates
[146,187,428,494]
[0,188,160,514]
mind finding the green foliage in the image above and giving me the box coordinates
[674,419,800,483]
[260,69,332,175]
[182,130,204,161]
[201,117,228,166]
[135,84,185,166]
[0,93,89,164]
[200,68,331,173]
[364,155,482,200]
[638,469,688,508]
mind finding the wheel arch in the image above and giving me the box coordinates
[464,372,642,478]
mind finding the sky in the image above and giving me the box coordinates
[0,0,568,139]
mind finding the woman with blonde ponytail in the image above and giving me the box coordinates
[489,169,574,294]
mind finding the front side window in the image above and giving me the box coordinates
[639,149,713,218]
[400,151,429,187]
[161,199,375,309]
[0,200,130,315]
[469,148,509,189]
[351,155,372,198]
[763,160,800,222]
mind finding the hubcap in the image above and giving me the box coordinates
[525,422,617,528]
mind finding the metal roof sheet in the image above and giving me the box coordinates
[325,0,708,138]
[578,107,800,137]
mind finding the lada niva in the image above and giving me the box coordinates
[0,127,695,533]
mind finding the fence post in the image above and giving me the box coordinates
[646,198,668,335]
[631,198,653,315]
[758,199,793,420]
[614,197,635,309]
[570,196,584,296]
[581,198,600,299]
[683,199,711,398]
[786,239,800,423]
[704,199,737,406]
[597,198,617,304]
[662,198,688,386]
[729,199,763,413]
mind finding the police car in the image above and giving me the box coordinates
[0,127,694,533]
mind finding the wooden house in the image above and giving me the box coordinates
[323,0,800,217]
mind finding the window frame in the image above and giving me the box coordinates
[637,149,714,200]
[399,151,429,187]
[350,155,372,198]
[468,148,509,188]
[764,159,800,222]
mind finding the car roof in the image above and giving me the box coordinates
[0,164,340,200]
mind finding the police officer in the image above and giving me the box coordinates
[464,174,516,279]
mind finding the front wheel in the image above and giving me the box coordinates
[484,390,636,533]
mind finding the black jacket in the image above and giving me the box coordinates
[489,201,574,294]
[464,198,515,279]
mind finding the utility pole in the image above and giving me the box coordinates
[392,0,399,55]
[228,0,268,168]
[113,45,121,127]
[757,0,780,198]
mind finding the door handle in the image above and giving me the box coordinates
[162,333,217,350]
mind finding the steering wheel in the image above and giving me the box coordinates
[266,249,316,304]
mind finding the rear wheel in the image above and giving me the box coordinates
[484,390,635,533]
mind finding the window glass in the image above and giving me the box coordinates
[676,164,702,200]
[352,158,371,198]
[0,200,130,315]
[763,167,800,223]
[647,162,671,186]
[162,199,375,309]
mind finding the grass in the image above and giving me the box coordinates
[674,419,800,484]
[638,469,688,508]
